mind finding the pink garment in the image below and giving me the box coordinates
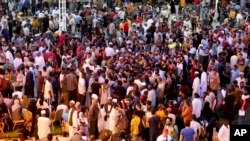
[4,98,11,108]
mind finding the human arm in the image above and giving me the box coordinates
[179,134,183,141]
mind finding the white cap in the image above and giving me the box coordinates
[195,71,199,74]
[141,82,146,86]
[91,94,98,100]
[112,99,118,103]
[41,110,46,115]
[70,100,75,105]
[108,42,113,45]
[108,97,112,100]
[82,136,88,140]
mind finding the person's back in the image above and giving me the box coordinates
[180,127,195,141]
[149,115,160,133]
[37,111,51,139]
[65,72,77,91]
[179,120,195,141]
[149,112,160,141]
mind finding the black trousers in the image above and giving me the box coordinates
[69,89,77,101]
[89,120,98,139]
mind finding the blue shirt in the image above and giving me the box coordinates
[231,69,240,83]
[180,127,195,141]
[74,15,82,24]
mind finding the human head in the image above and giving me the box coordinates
[165,117,173,125]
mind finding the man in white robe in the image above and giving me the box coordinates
[200,67,208,98]
[34,52,45,70]
[13,53,23,70]
[5,49,14,64]
[192,71,200,98]
[44,77,54,105]
[192,93,203,119]
[37,110,51,140]
[218,119,230,141]
[108,99,118,134]
[68,100,78,139]
[103,97,113,130]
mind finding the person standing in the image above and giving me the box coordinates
[68,100,78,139]
[218,118,230,141]
[179,120,196,141]
[192,93,202,121]
[156,128,172,141]
[103,97,113,130]
[148,110,160,141]
[174,0,180,15]
[15,69,25,91]
[34,52,45,71]
[190,115,202,141]
[37,110,51,140]
[238,90,250,124]
[88,94,100,139]
[130,111,141,141]
[192,71,200,98]
[164,116,178,141]
[200,66,207,98]
[181,100,193,124]
[44,76,54,105]
[78,71,86,105]
[24,66,35,98]
[63,68,78,101]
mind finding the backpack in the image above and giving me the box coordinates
[116,111,129,132]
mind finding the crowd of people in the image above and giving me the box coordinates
[0,0,250,141]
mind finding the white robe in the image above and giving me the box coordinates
[103,106,112,130]
[37,117,51,139]
[200,72,208,97]
[98,108,105,132]
[5,51,14,64]
[108,108,117,134]
[35,56,45,70]
[192,77,200,97]
[13,58,23,70]
[68,109,78,139]
[192,98,203,118]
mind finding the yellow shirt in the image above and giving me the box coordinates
[130,115,140,136]
[32,20,40,30]
[127,19,132,28]
[169,43,176,49]
[119,22,124,31]
[183,42,190,51]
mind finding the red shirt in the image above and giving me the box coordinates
[59,34,66,47]
[123,22,129,32]
[44,52,56,62]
